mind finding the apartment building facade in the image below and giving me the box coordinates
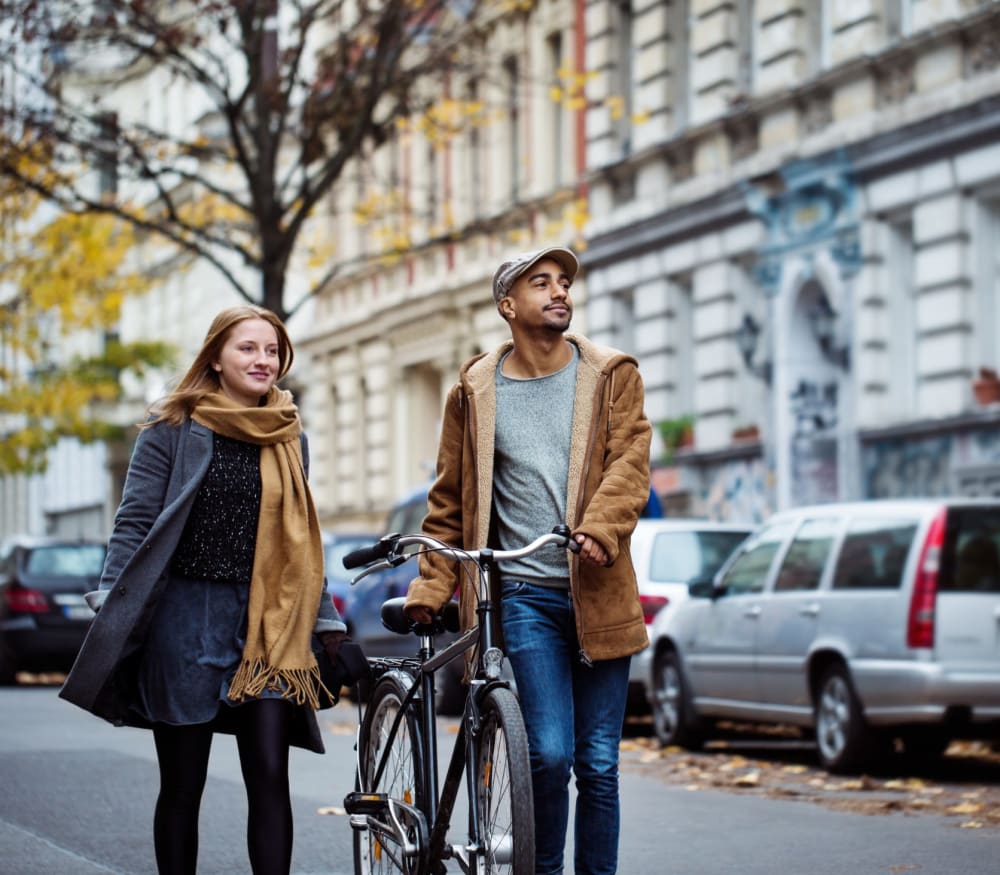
[297,0,588,529]
[6,2,998,537]
[302,0,1000,529]
[581,0,1000,522]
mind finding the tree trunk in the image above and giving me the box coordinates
[261,254,288,323]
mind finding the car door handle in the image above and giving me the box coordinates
[799,603,821,617]
[743,606,761,619]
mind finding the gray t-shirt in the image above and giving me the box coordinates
[493,345,579,587]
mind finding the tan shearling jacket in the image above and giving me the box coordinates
[405,333,652,663]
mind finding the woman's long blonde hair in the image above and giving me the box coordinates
[146,305,295,426]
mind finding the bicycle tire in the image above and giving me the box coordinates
[354,672,425,875]
[472,686,535,874]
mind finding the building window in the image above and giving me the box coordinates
[671,276,695,420]
[426,139,438,232]
[546,31,566,187]
[737,0,756,96]
[884,0,912,40]
[886,218,916,419]
[669,0,691,131]
[95,112,118,197]
[613,0,635,157]
[806,0,830,74]
[504,56,520,202]
[976,198,1000,373]
[466,79,482,221]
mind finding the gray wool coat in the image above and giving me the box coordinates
[59,418,345,753]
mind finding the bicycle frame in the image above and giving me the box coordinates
[346,528,577,874]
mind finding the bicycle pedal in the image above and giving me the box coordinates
[344,790,389,817]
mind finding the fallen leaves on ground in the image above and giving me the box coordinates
[620,730,1000,830]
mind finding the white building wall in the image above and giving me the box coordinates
[581,0,1000,518]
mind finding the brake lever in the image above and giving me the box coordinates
[350,559,394,585]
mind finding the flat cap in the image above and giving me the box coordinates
[491,246,579,304]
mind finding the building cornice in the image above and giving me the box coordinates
[859,408,1000,443]
[583,94,1000,270]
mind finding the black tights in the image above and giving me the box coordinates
[152,699,294,875]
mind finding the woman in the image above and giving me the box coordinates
[60,305,347,875]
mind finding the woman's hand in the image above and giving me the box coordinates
[317,629,347,664]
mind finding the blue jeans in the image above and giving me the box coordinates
[500,582,631,875]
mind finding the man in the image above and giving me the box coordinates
[404,246,651,875]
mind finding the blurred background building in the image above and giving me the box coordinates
[2,0,1000,538]
[301,0,1000,530]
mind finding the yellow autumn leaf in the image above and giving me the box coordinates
[948,801,983,815]
[733,771,760,787]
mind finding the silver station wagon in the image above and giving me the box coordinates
[648,499,1000,772]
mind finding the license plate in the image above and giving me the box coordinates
[62,605,94,621]
[53,594,92,621]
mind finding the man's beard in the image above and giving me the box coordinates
[543,309,572,333]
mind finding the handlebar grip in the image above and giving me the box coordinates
[343,536,396,569]
[552,524,582,554]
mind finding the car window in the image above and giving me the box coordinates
[325,539,373,583]
[648,530,749,584]
[25,545,106,577]
[386,496,429,535]
[718,522,794,595]
[940,507,1000,593]
[831,518,917,590]
[773,518,839,593]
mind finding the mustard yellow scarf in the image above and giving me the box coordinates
[191,388,327,709]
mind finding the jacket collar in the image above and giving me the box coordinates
[460,333,637,395]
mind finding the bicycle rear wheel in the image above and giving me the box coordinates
[472,686,534,874]
[354,671,425,875]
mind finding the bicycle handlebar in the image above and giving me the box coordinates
[342,535,398,570]
[343,525,582,578]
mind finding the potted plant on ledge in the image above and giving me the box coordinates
[731,423,760,442]
[658,415,694,462]
[973,367,1000,406]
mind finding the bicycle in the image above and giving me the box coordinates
[341,525,581,875]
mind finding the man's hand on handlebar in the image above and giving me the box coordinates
[574,533,609,566]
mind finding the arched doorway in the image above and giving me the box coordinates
[787,279,842,505]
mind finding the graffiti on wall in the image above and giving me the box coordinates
[700,456,774,524]
[863,427,1000,498]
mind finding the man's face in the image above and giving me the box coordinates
[501,257,573,332]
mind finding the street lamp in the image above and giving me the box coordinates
[735,313,772,383]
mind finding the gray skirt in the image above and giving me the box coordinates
[132,573,285,726]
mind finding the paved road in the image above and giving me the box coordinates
[1,685,997,874]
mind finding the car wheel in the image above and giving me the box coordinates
[814,664,872,773]
[651,648,703,749]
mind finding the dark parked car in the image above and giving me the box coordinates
[342,483,467,715]
[322,531,381,622]
[0,536,107,683]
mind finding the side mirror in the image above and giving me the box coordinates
[688,578,718,598]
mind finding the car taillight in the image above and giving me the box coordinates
[5,585,49,614]
[907,507,946,649]
[640,594,669,624]
[332,594,347,617]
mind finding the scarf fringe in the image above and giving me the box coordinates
[228,657,333,710]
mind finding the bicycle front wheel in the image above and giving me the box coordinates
[472,686,534,874]
[355,671,424,875]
